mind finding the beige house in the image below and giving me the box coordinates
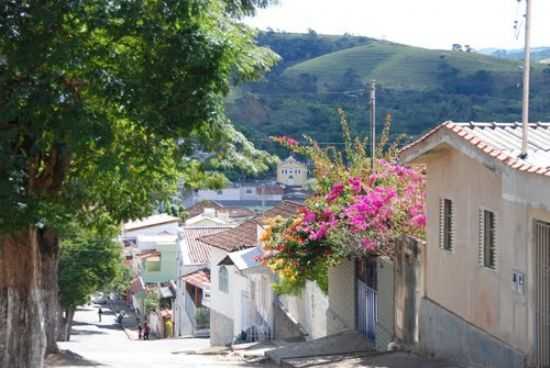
[277,156,307,187]
[400,122,550,368]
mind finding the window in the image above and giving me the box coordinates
[440,198,454,251]
[219,266,228,292]
[480,209,496,270]
[145,258,161,272]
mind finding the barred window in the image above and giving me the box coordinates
[479,209,496,270]
[440,198,454,251]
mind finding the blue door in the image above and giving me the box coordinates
[356,258,377,344]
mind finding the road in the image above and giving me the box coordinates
[47,304,270,368]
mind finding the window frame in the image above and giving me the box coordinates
[440,197,454,252]
[479,208,497,271]
[219,265,229,293]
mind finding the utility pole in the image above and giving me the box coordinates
[520,0,532,158]
[370,80,376,171]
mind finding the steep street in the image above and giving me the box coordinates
[46,305,270,368]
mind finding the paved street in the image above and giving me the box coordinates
[46,305,271,368]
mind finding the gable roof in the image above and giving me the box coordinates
[187,200,224,218]
[198,201,305,253]
[400,122,550,176]
[218,246,263,271]
[123,214,180,231]
[182,268,210,290]
[198,220,259,252]
[180,226,232,265]
[257,200,304,223]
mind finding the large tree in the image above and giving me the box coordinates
[0,1,277,367]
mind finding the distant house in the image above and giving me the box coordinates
[121,214,181,315]
[201,200,331,346]
[135,235,178,284]
[277,156,307,188]
[122,213,181,237]
[182,183,285,209]
[175,222,234,337]
[199,219,261,345]
[400,122,550,368]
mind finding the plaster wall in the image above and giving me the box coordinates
[278,281,329,340]
[423,147,549,357]
[142,242,177,284]
[209,246,249,342]
[327,258,355,335]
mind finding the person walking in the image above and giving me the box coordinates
[143,322,150,340]
[137,324,143,340]
[98,307,103,322]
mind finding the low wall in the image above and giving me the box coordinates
[419,298,526,368]
[210,309,234,346]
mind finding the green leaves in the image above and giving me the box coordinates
[58,222,123,309]
[0,0,277,232]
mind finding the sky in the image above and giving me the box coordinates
[245,0,550,50]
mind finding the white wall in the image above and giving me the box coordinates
[279,281,329,340]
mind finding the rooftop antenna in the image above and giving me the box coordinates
[520,0,532,159]
[369,80,376,171]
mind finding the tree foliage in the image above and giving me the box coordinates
[0,0,278,234]
[58,223,123,309]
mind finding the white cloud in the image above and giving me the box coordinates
[245,0,550,50]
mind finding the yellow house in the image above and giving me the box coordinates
[400,121,550,368]
[277,156,307,187]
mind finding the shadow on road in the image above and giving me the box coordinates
[46,350,104,367]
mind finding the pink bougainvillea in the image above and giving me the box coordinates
[262,111,426,294]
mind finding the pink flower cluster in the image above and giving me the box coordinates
[271,136,299,147]
[298,161,426,255]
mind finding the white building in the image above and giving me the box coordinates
[277,156,307,188]
[174,207,248,338]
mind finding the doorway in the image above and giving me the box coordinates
[535,220,550,368]
[356,258,377,344]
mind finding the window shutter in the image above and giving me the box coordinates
[491,213,497,270]
[479,209,485,266]
[439,198,445,249]
[449,201,454,251]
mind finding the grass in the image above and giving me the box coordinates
[284,41,521,91]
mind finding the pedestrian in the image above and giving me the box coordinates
[98,307,103,322]
[143,322,150,340]
[137,324,143,340]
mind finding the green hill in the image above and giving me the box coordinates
[285,41,520,91]
[227,32,550,154]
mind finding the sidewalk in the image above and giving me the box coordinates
[109,300,141,340]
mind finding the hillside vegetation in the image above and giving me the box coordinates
[227,32,550,154]
[285,42,520,91]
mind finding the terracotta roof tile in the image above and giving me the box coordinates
[182,268,210,289]
[257,200,304,223]
[198,220,259,252]
[181,226,232,264]
[198,201,304,253]
[400,122,550,177]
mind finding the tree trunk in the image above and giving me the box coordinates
[63,308,75,342]
[39,228,60,355]
[0,227,46,368]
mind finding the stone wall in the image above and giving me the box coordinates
[419,298,526,368]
